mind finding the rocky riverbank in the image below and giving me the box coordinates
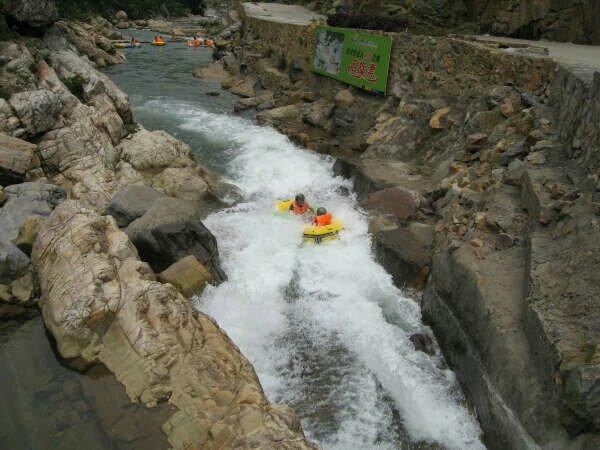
[0,1,316,448]
[212,3,600,449]
[112,9,224,38]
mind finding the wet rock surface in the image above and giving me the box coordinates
[0,313,174,450]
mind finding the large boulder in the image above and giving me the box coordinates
[45,21,126,68]
[0,182,66,241]
[13,214,45,255]
[302,100,334,128]
[125,197,226,281]
[0,99,21,135]
[37,104,120,209]
[105,185,166,228]
[32,201,316,449]
[48,49,131,123]
[9,89,61,135]
[256,104,301,125]
[0,238,29,284]
[0,41,37,100]
[0,134,36,186]
[365,185,428,221]
[114,10,128,21]
[2,0,58,30]
[151,167,210,205]
[373,221,434,287]
[158,255,213,297]
[117,129,193,171]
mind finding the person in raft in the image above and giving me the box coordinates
[289,193,314,215]
[313,207,333,226]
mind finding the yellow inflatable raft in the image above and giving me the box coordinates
[152,41,166,46]
[275,200,343,244]
[276,199,293,212]
[302,220,343,244]
[113,42,141,49]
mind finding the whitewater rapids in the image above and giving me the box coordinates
[142,99,485,450]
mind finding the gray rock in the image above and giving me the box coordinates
[0,99,20,135]
[365,185,427,221]
[374,221,434,287]
[0,182,66,241]
[105,185,166,228]
[302,100,334,128]
[465,109,504,135]
[256,101,274,111]
[0,239,29,284]
[2,0,58,29]
[332,107,355,135]
[504,158,528,186]
[117,129,192,171]
[9,89,61,135]
[48,50,131,123]
[125,197,225,281]
[499,141,527,166]
[0,134,36,186]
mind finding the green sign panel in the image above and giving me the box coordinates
[312,25,392,94]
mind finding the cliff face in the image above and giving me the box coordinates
[470,0,600,44]
[409,0,600,44]
[314,0,600,44]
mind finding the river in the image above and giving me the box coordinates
[104,30,486,450]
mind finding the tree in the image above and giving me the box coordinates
[342,0,383,15]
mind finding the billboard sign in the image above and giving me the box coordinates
[312,25,392,94]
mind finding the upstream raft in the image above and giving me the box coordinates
[276,199,344,243]
[113,42,141,49]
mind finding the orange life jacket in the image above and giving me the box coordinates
[291,201,309,215]
[314,212,332,226]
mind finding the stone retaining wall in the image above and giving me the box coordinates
[236,1,557,98]
[550,68,600,180]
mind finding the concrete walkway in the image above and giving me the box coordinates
[242,2,325,26]
[474,35,600,85]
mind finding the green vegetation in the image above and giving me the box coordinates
[57,0,206,20]
[63,75,86,101]
[0,85,10,101]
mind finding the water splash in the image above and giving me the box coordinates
[144,100,485,450]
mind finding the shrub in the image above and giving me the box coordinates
[63,74,86,101]
[57,0,206,20]
[0,85,10,100]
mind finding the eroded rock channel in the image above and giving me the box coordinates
[2,1,599,449]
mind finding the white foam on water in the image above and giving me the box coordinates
[147,99,485,450]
